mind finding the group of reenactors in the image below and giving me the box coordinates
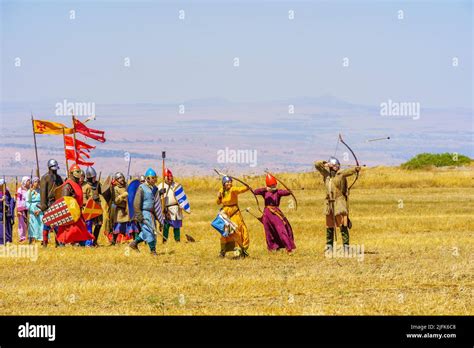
[0,156,361,258]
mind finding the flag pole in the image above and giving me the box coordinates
[161,151,166,217]
[62,127,69,173]
[71,114,78,165]
[31,114,40,178]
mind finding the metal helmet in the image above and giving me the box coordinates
[145,168,157,178]
[328,156,340,167]
[47,159,59,171]
[69,164,82,179]
[114,172,125,181]
[222,176,232,185]
[69,164,81,173]
[85,166,97,179]
[139,175,146,183]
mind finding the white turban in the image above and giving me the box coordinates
[21,176,30,186]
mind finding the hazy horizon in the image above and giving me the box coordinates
[1,0,472,177]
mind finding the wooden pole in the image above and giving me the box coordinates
[71,114,78,165]
[62,127,69,173]
[31,115,40,178]
[161,151,166,232]
[2,177,6,245]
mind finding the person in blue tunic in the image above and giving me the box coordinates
[26,177,44,243]
[129,168,163,255]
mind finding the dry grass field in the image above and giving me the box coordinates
[0,166,473,315]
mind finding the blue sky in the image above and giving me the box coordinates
[1,0,472,108]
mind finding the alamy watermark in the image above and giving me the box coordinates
[325,242,364,261]
[55,99,96,117]
[380,99,420,120]
[18,322,55,341]
[0,244,38,262]
[217,147,257,167]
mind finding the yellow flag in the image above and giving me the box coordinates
[33,120,74,135]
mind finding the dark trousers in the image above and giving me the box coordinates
[163,222,180,242]
[326,226,349,246]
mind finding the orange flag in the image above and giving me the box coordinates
[33,120,74,135]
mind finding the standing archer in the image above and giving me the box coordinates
[314,157,360,253]
[253,173,296,253]
[216,176,251,258]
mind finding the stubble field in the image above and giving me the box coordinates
[0,166,472,315]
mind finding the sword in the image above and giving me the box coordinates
[142,220,164,238]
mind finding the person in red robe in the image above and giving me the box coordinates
[56,164,94,244]
[253,173,296,253]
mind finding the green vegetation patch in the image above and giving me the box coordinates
[401,153,471,169]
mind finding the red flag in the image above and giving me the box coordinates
[64,136,95,151]
[65,150,94,166]
[64,135,95,166]
[73,118,106,143]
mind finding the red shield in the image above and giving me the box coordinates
[82,198,103,221]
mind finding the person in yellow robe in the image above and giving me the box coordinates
[216,176,250,258]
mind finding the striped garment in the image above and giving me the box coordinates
[174,184,191,213]
[153,192,164,225]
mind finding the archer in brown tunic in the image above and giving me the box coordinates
[315,157,360,251]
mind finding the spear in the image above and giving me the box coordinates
[161,151,166,240]
[126,154,132,181]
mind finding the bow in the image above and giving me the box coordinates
[264,170,297,211]
[337,133,360,192]
[214,169,263,214]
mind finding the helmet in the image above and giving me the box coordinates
[70,164,81,173]
[69,164,82,179]
[85,166,97,179]
[0,178,5,186]
[165,168,173,178]
[114,172,125,181]
[265,173,277,187]
[145,168,157,178]
[47,159,59,171]
[222,176,232,185]
[328,156,340,167]
[139,175,146,183]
